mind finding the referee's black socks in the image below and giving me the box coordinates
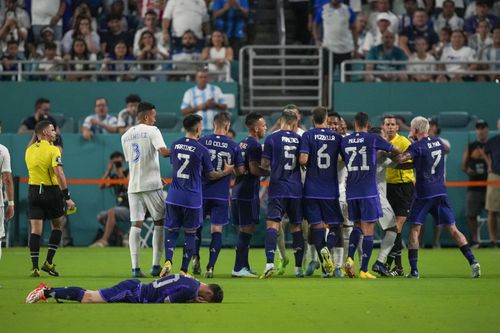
[29,234,41,269]
[46,229,62,264]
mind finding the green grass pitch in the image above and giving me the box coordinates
[1,247,499,333]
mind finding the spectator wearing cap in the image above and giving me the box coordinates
[362,13,398,56]
[433,0,464,34]
[161,0,210,52]
[35,26,61,58]
[399,9,439,57]
[368,0,399,35]
[0,0,30,54]
[479,27,500,82]
[462,119,489,248]
[464,0,499,35]
[212,0,249,56]
[61,15,100,55]
[180,68,227,132]
[484,117,500,247]
[29,0,66,44]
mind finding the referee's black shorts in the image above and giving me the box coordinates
[387,182,414,217]
[28,185,65,220]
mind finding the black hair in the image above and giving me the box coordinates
[354,112,369,128]
[228,128,236,138]
[183,114,203,132]
[328,111,341,119]
[369,126,383,135]
[312,106,328,125]
[208,284,223,303]
[213,111,231,128]
[245,112,264,128]
[110,151,124,160]
[281,109,298,125]
[126,94,141,104]
[35,97,50,109]
[137,102,155,116]
[107,12,122,22]
[44,42,57,51]
[382,114,397,122]
[429,119,441,135]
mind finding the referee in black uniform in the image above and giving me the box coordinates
[25,120,76,277]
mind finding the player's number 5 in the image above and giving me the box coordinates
[284,145,297,170]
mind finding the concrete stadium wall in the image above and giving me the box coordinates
[0,82,238,133]
[1,131,494,247]
[334,83,500,128]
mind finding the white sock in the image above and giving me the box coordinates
[377,230,397,263]
[309,244,318,262]
[343,226,352,261]
[277,228,288,261]
[129,226,141,269]
[152,226,164,267]
[333,247,344,268]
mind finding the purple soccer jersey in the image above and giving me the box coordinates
[406,136,447,199]
[300,127,342,199]
[232,136,263,201]
[166,137,214,208]
[340,132,393,200]
[200,134,244,200]
[140,274,201,303]
[262,130,302,198]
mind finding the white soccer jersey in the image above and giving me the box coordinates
[121,124,167,193]
[376,152,396,229]
[0,144,12,204]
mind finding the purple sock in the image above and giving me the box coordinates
[326,225,341,250]
[181,245,190,271]
[234,232,252,271]
[361,235,374,272]
[348,226,362,259]
[291,231,305,268]
[50,287,85,302]
[195,227,202,258]
[312,228,326,257]
[265,228,279,264]
[207,232,222,269]
[408,249,418,272]
[164,230,179,262]
[181,233,196,272]
[459,244,477,265]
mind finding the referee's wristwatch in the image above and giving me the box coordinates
[62,188,71,200]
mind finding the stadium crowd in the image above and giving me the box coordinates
[0,0,499,82]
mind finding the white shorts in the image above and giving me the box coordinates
[378,195,396,230]
[128,189,166,222]
[0,207,4,238]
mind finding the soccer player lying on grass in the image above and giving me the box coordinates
[398,116,481,279]
[26,274,223,304]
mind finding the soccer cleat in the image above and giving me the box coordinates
[247,267,258,275]
[320,247,334,275]
[159,260,172,277]
[30,268,40,278]
[89,239,108,248]
[179,270,193,277]
[359,271,377,279]
[471,263,481,278]
[372,261,391,277]
[231,268,258,278]
[132,268,146,278]
[406,270,420,279]
[204,268,214,278]
[150,265,162,277]
[334,267,344,278]
[276,257,289,275]
[389,267,405,277]
[192,257,201,275]
[295,267,304,278]
[343,257,356,278]
[41,261,59,277]
[26,282,49,304]
[305,260,320,276]
[260,264,275,279]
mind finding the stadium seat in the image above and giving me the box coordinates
[51,113,75,133]
[155,112,181,132]
[437,111,474,129]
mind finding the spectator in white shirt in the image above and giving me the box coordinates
[30,0,66,43]
[201,30,234,82]
[408,37,436,82]
[468,19,493,59]
[61,15,100,55]
[433,0,464,34]
[133,10,168,58]
[437,30,478,82]
[82,98,118,141]
[116,94,142,134]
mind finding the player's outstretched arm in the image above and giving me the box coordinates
[158,147,171,157]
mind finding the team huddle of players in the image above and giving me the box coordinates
[119,102,480,281]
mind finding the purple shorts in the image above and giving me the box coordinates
[99,279,141,303]
[164,204,202,231]
[232,199,260,226]
[408,195,456,226]
[203,199,229,225]
[347,196,382,222]
[303,198,343,225]
[267,197,303,224]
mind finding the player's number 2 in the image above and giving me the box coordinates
[177,153,190,179]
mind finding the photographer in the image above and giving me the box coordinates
[90,151,130,247]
